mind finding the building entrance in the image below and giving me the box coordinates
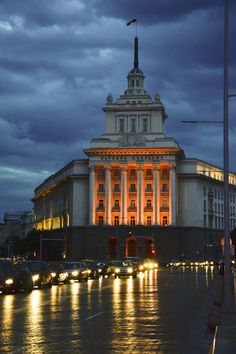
[126,237,137,257]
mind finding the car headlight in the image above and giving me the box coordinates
[98,268,102,273]
[32,274,40,282]
[127,267,133,274]
[51,272,57,277]
[72,271,79,276]
[87,269,91,274]
[5,278,14,285]
[139,265,144,271]
[115,268,120,273]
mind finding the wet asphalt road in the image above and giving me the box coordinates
[0,267,217,354]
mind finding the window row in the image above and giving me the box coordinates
[97,199,169,208]
[97,215,168,226]
[118,116,149,133]
[97,183,169,193]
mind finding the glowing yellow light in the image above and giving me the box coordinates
[51,272,56,277]
[127,267,133,273]
[72,271,79,276]
[115,268,120,273]
[5,278,14,285]
[32,274,39,282]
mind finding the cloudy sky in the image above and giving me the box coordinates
[0,0,236,221]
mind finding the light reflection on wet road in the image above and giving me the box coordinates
[0,267,216,353]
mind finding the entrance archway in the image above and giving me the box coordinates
[126,237,137,257]
[108,237,117,258]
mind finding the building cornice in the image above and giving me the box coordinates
[84,147,180,156]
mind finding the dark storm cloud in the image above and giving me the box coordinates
[0,0,235,220]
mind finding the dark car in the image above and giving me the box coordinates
[49,263,68,285]
[82,260,100,279]
[0,259,33,294]
[107,260,137,278]
[96,261,110,277]
[62,261,88,282]
[22,261,52,289]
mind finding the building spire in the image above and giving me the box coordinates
[134,36,139,69]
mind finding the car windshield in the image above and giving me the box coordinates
[0,261,13,271]
[63,262,83,269]
[110,261,132,267]
[24,262,43,271]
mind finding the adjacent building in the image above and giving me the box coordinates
[33,37,236,261]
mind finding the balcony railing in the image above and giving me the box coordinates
[144,206,153,212]
[97,191,105,196]
[112,206,120,212]
[96,206,105,211]
[161,191,169,196]
[128,206,137,212]
[160,206,169,212]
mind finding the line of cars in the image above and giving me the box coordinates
[0,258,143,295]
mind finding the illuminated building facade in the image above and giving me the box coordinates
[33,37,236,261]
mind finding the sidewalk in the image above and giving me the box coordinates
[214,277,236,354]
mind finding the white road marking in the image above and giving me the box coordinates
[85,311,103,320]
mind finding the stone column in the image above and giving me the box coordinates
[153,165,160,225]
[121,165,127,224]
[89,166,96,225]
[138,165,144,225]
[170,165,176,225]
[105,166,111,225]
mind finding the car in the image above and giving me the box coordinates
[62,261,89,282]
[107,260,137,278]
[49,263,68,285]
[0,259,33,294]
[82,260,100,279]
[96,261,110,277]
[22,261,52,289]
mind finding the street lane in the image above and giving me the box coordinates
[0,267,216,353]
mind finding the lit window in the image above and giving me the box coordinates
[147,216,152,226]
[162,216,168,226]
[113,169,120,177]
[130,200,136,207]
[130,216,135,226]
[162,184,168,192]
[162,200,168,207]
[130,184,136,192]
[98,168,104,177]
[114,216,119,226]
[130,169,136,177]
[98,184,104,192]
[114,184,120,192]
[162,169,168,176]
[98,216,104,226]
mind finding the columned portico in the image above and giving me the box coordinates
[121,165,127,224]
[105,166,111,225]
[138,165,144,225]
[170,165,176,225]
[153,165,160,225]
[89,166,96,225]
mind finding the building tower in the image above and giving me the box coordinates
[84,36,181,228]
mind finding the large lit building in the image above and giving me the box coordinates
[33,37,236,261]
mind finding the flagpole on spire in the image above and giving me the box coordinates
[127,18,137,36]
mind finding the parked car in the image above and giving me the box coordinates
[107,260,137,278]
[62,262,88,282]
[0,259,33,294]
[82,260,99,279]
[49,263,68,285]
[22,261,52,289]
